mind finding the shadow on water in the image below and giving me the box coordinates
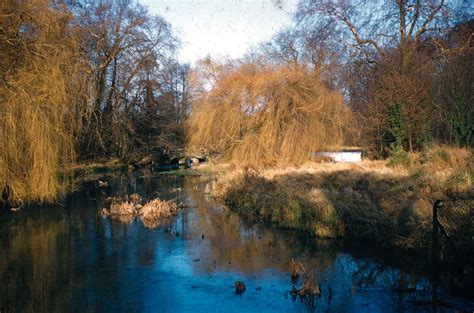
[0,174,473,313]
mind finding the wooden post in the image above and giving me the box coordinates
[431,200,442,308]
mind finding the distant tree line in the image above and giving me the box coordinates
[69,0,189,160]
[259,0,473,157]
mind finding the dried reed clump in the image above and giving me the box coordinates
[109,201,136,216]
[299,272,320,299]
[0,1,83,205]
[187,63,353,167]
[290,258,304,282]
[139,199,178,228]
[100,201,137,224]
[288,260,321,303]
[129,193,142,205]
[101,196,179,228]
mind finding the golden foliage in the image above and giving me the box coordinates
[0,0,81,204]
[187,63,352,167]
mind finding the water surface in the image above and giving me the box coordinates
[1,175,472,312]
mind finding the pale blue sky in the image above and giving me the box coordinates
[138,0,297,64]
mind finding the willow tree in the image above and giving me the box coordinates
[0,0,81,205]
[187,63,353,167]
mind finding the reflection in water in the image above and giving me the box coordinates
[0,175,472,313]
[181,182,338,275]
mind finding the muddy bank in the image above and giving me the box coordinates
[210,151,473,252]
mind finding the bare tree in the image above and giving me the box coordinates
[297,0,473,154]
[71,0,183,158]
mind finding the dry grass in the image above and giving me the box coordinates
[210,146,473,250]
[109,201,136,216]
[187,63,353,167]
[407,146,473,193]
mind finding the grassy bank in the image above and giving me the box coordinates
[210,146,473,251]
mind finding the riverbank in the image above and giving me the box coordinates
[209,146,473,252]
[66,156,203,182]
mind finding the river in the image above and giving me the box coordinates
[0,174,472,312]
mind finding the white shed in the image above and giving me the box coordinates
[315,148,363,163]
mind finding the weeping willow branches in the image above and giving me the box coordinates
[0,0,81,204]
[187,63,353,167]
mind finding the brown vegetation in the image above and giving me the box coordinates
[187,63,353,167]
[234,281,246,294]
[101,196,179,228]
[1,0,188,205]
[290,258,303,282]
[0,0,81,205]
[1,0,472,209]
[298,272,320,299]
[292,1,473,156]
[139,198,178,228]
[73,0,187,160]
[211,146,473,250]
[288,259,321,307]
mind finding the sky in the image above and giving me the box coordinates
[138,0,298,64]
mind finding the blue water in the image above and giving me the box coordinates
[0,174,472,313]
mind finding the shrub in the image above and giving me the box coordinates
[388,147,410,166]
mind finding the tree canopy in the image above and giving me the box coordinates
[187,62,353,166]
